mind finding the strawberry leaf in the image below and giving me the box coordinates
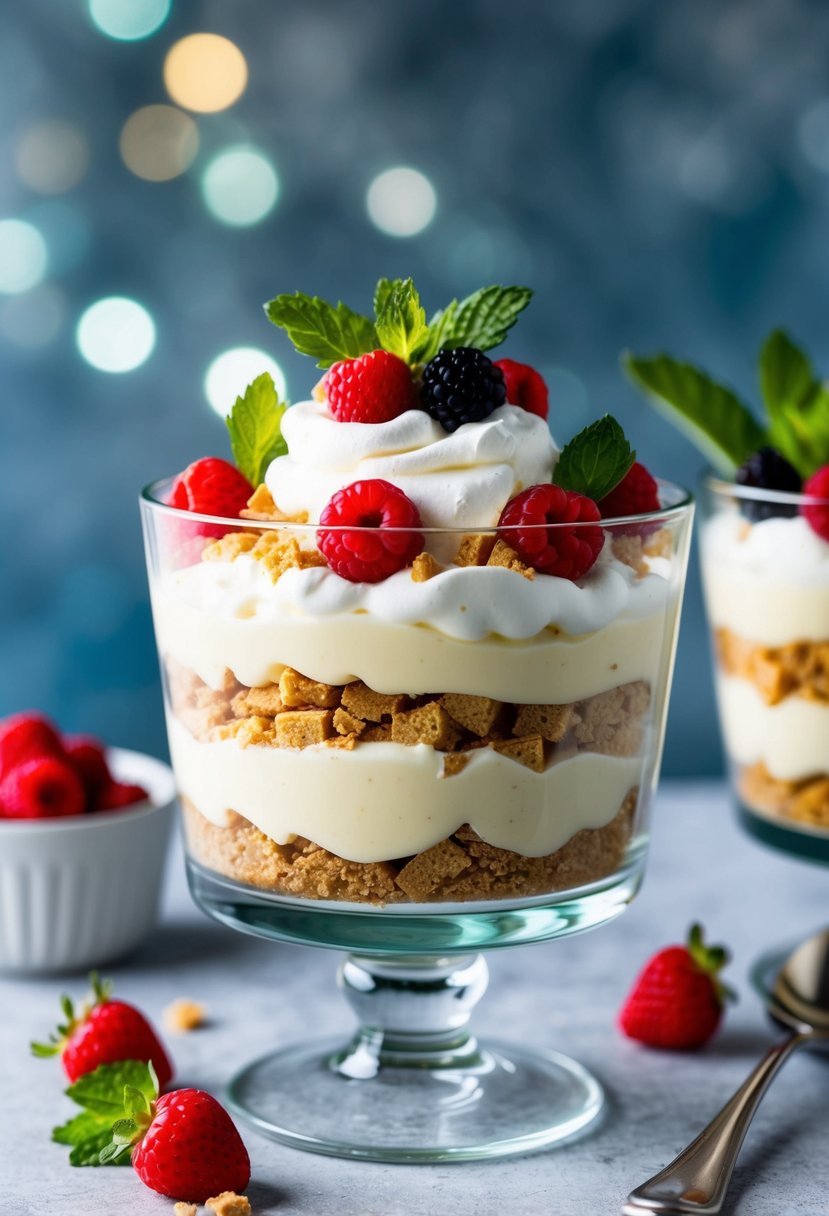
[265,292,378,368]
[554,415,635,501]
[54,1061,158,1168]
[374,278,428,364]
[66,1060,156,1118]
[226,372,288,486]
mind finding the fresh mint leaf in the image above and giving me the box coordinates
[760,329,813,418]
[226,372,287,486]
[66,1060,156,1119]
[265,292,377,368]
[414,286,532,361]
[554,415,635,501]
[760,330,829,476]
[623,352,765,474]
[374,278,428,363]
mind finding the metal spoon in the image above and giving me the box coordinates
[622,927,829,1216]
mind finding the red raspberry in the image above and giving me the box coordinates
[598,461,660,521]
[802,465,829,542]
[0,712,63,780]
[64,735,111,796]
[498,484,603,580]
[318,479,423,582]
[170,458,253,518]
[96,780,149,811]
[0,755,86,819]
[325,350,416,423]
[493,359,549,420]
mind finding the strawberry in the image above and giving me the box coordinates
[619,924,734,1050]
[101,1065,250,1203]
[32,973,173,1086]
[0,755,85,819]
[0,711,64,780]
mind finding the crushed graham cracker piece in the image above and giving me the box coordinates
[206,1194,252,1216]
[273,709,334,748]
[454,533,496,567]
[716,629,829,706]
[249,531,303,581]
[411,551,442,582]
[395,839,471,900]
[173,1204,197,1216]
[324,732,357,749]
[163,998,206,1032]
[440,693,503,737]
[644,527,672,559]
[312,376,326,402]
[492,734,546,771]
[740,762,829,828]
[240,482,309,524]
[486,538,535,579]
[611,535,648,576]
[391,702,461,751]
[361,722,393,742]
[279,667,341,709]
[341,680,409,721]
[574,682,649,751]
[513,703,577,743]
[215,715,276,747]
[333,707,366,736]
[232,685,284,718]
[443,753,470,777]
[298,546,327,569]
[202,532,260,562]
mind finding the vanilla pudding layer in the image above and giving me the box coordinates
[715,676,829,781]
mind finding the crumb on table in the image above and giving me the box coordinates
[163,998,207,1032]
[206,1193,252,1216]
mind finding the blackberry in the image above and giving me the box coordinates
[420,347,506,433]
[735,447,802,521]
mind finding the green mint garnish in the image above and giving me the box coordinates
[226,371,288,486]
[554,414,635,502]
[374,277,429,363]
[265,292,377,368]
[759,329,829,477]
[623,352,765,475]
[52,1060,157,1168]
[414,284,533,363]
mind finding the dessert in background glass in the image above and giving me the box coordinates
[627,330,829,862]
[143,279,693,1160]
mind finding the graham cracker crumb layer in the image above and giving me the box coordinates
[716,629,829,705]
[183,789,637,905]
[739,761,829,829]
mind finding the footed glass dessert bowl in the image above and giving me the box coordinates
[142,487,693,1161]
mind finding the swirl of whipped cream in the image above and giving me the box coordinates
[265,400,557,529]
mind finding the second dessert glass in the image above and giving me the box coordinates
[142,484,693,1161]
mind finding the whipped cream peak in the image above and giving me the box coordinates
[266,400,556,530]
[703,512,829,584]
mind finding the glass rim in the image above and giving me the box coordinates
[703,470,829,509]
[140,476,694,533]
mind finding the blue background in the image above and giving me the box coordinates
[4,0,829,775]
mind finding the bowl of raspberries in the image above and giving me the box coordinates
[0,712,175,973]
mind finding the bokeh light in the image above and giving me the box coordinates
[164,34,248,113]
[204,348,286,417]
[15,120,90,194]
[76,297,156,373]
[0,286,65,349]
[88,0,170,41]
[25,202,91,275]
[0,220,48,294]
[366,166,437,237]
[798,100,829,172]
[201,146,279,226]
[120,105,199,182]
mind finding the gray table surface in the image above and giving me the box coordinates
[2,780,827,1216]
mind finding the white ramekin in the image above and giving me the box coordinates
[0,748,175,974]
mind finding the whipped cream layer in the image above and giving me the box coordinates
[716,675,829,781]
[266,401,556,529]
[169,714,643,863]
[152,555,676,701]
[702,513,829,645]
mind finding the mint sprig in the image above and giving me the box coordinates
[226,372,287,486]
[52,1059,157,1168]
[374,278,429,363]
[414,285,533,362]
[554,415,635,501]
[759,330,829,477]
[623,353,765,474]
[265,292,378,368]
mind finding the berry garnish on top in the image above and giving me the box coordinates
[325,349,416,423]
[170,458,253,519]
[498,484,604,581]
[735,447,802,521]
[599,461,660,521]
[494,358,549,419]
[420,347,506,432]
[802,465,829,542]
[317,479,424,583]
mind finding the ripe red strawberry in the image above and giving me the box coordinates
[32,974,173,1086]
[325,349,416,423]
[0,755,85,819]
[619,924,734,1050]
[170,458,253,519]
[493,358,549,419]
[802,465,829,542]
[318,478,424,582]
[598,461,660,521]
[96,780,149,811]
[0,711,63,780]
[64,735,111,797]
[497,483,604,580]
[101,1066,250,1203]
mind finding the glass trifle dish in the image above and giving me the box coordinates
[143,280,693,1160]
[627,330,829,862]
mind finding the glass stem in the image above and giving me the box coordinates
[331,953,489,1078]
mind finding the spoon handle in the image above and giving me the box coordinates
[622,1031,811,1216]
